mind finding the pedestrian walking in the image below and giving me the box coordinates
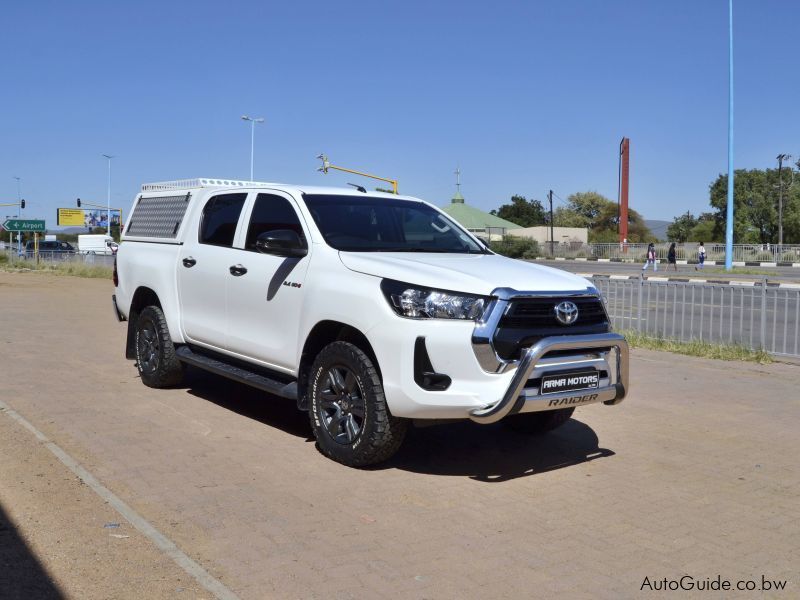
[642,242,657,272]
[667,242,677,271]
[695,241,706,270]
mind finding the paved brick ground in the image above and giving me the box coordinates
[1,272,797,598]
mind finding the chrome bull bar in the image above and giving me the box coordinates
[469,333,629,425]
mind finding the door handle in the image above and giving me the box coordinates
[229,264,248,276]
[182,257,197,268]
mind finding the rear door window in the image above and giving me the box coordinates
[199,193,247,247]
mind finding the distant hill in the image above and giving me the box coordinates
[644,219,671,241]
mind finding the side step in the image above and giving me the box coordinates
[175,346,298,400]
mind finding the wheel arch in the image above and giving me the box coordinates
[297,320,380,411]
[125,286,162,359]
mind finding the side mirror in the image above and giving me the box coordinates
[255,230,307,258]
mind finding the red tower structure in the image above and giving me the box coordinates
[618,137,630,245]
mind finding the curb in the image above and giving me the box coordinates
[577,273,800,289]
[536,257,800,268]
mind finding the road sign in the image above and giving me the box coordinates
[2,219,46,232]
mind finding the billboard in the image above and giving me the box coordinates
[58,208,121,228]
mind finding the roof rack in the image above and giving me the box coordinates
[140,178,276,192]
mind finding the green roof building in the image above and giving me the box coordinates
[441,194,521,231]
[440,169,520,236]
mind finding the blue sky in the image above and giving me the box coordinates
[1,0,798,224]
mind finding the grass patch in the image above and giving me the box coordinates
[0,258,112,279]
[619,329,773,364]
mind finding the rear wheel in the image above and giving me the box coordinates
[135,305,184,388]
[308,341,407,467]
[504,407,575,434]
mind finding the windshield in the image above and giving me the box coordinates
[303,194,489,253]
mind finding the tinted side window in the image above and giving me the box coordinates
[199,193,247,247]
[245,194,306,251]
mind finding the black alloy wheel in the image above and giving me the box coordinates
[317,365,366,445]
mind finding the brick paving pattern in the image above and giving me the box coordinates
[1,272,797,598]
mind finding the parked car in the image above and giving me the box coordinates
[113,177,630,467]
[24,240,76,258]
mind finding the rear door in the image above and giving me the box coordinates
[225,192,312,371]
[178,192,248,349]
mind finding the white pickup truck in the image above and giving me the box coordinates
[113,178,629,467]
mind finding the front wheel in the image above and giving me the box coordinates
[135,305,185,388]
[308,341,407,467]
[504,407,575,434]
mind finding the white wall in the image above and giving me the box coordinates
[506,226,588,245]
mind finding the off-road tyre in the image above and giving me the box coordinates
[504,407,575,434]
[309,341,407,467]
[135,305,185,388]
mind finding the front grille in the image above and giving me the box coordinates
[500,296,607,329]
[491,296,610,360]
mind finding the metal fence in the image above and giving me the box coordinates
[2,249,115,267]
[592,276,800,358]
[545,242,800,263]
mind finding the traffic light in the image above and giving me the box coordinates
[20,199,25,209]
[77,198,81,207]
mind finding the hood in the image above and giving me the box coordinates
[338,252,595,296]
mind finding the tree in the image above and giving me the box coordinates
[708,168,800,244]
[566,191,608,222]
[667,212,697,242]
[552,206,588,228]
[689,219,718,243]
[492,195,546,227]
[552,191,653,242]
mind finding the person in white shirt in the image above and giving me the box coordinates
[695,242,706,270]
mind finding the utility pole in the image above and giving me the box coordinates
[686,210,690,243]
[776,153,791,250]
[548,189,554,256]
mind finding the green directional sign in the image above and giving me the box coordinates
[2,219,46,232]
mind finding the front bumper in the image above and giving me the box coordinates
[469,332,629,424]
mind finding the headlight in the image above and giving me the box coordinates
[381,279,487,320]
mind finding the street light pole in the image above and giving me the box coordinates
[102,155,114,241]
[241,115,265,181]
[724,0,734,271]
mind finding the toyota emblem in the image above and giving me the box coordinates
[554,301,579,325]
